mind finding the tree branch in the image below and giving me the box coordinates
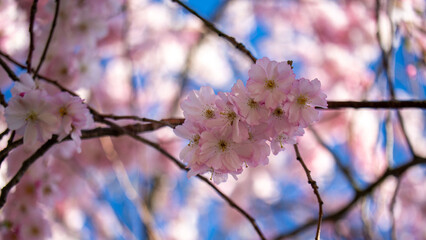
[293,144,323,240]
[34,0,60,78]
[0,136,57,209]
[0,56,19,82]
[26,0,39,74]
[171,0,257,63]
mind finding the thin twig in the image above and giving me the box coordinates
[360,197,375,240]
[171,0,257,63]
[309,127,359,191]
[389,176,402,240]
[26,0,39,74]
[170,0,232,115]
[293,144,323,240]
[273,155,426,239]
[34,0,60,77]
[0,57,20,82]
[99,136,161,240]
[375,0,416,157]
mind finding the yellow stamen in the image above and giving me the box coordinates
[297,95,309,106]
[247,98,258,109]
[265,79,276,90]
[218,140,228,152]
[203,109,215,119]
[59,106,68,116]
[25,111,38,121]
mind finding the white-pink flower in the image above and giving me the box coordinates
[180,86,219,123]
[283,78,328,127]
[53,92,93,152]
[206,92,249,143]
[229,80,269,125]
[174,121,207,177]
[247,57,295,109]
[199,128,243,172]
[11,73,38,97]
[5,90,59,146]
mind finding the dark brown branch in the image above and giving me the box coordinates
[34,0,60,77]
[322,100,426,109]
[0,91,7,108]
[26,0,39,74]
[0,136,57,209]
[293,144,323,240]
[171,0,257,63]
[273,155,426,239]
[0,137,22,167]
[0,129,10,142]
[0,57,19,82]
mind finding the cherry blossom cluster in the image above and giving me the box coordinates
[4,73,93,150]
[175,57,327,184]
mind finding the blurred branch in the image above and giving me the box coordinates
[171,0,257,63]
[170,0,232,115]
[375,0,416,157]
[293,144,323,240]
[273,155,426,239]
[361,197,375,240]
[309,127,359,191]
[0,56,20,82]
[26,0,38,73]
[0,92,7,108]
[34,0,60,77]
[0,136,58,209]
[100,136,161,240]
[389,176,402,240]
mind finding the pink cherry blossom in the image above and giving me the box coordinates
[173,121,207,177]
[229,79,269,125]
[4,90,59,146]
[11,73,38,97]
[283,78,327,127]
[19,215,51,240]
[199,128,244,172]
[206,92,249,143]
[247,57,295,109]
[180,86,219,123]
[53,92,93,151]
